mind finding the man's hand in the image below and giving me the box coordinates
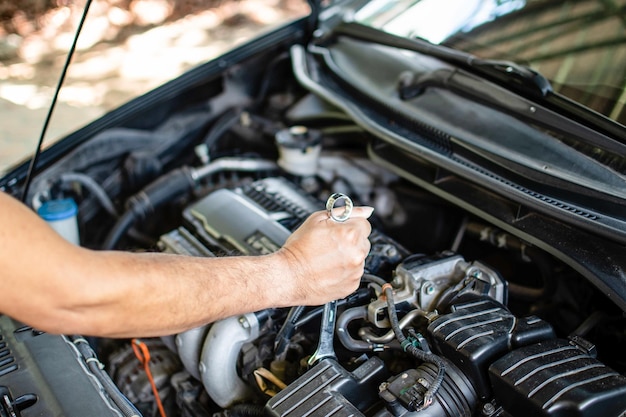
[276,207,374,306]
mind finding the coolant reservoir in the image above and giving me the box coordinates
[38,198,80,245]
[275,126,322,176]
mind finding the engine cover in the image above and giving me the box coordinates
[489,338,626,417]
[426,298,555,399]
[0,316,128,417]
[265,357,388,417]
[183,177,320,255]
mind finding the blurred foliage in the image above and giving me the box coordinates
[0,0,230,36]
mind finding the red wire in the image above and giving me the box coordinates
[131,339,168,417]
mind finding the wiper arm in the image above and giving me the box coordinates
[466,58,552,97]
[327,21,553,98]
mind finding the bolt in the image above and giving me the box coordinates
[482,403,496,415]
[385,246,398,257]
[471,269,483,279]
[239,316,250,329]
[424,284,435,295]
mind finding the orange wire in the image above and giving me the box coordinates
[131,339,168,417]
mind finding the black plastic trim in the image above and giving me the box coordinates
[290,44,626,312]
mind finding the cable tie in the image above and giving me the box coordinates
[85,357,105,369]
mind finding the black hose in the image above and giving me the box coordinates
[362,273,387,287]
[274,305,306,358]
[102,210,136,250]
[28,128,171,207]
[203,108,243,156]
[60,172,119,217]
[102,167,195,249]
[384,287,445,411]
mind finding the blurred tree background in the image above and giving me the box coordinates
[0,0,306,172]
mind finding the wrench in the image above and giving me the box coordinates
[307,193,352,366]
[307,299,338,366]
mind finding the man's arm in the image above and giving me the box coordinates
[0,191,372,337]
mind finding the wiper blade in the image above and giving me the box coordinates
[326,21,553,98]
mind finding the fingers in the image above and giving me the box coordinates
[313,206,374,221]
[309,206,374,224]
[348,206,375,219]
[279,205,375,305]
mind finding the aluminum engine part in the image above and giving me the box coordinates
[367,253,506,328]
[199,313,260,408]
[183,177,319,255]
[175,325,210,380]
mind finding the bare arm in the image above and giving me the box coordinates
[0,191,372,337]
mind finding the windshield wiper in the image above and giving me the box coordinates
[320,20,626,156]
[464,58,552,97]
[325,20,553,98]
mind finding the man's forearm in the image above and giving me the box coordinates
[0,191,372,338]
[72,249,296,337]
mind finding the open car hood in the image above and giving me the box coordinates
[1,1,625,416]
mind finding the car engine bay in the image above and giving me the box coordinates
[1,32,626,417]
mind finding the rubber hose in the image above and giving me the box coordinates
[274,305,306,358]
[60,172,119,217]
[102,167,195,249]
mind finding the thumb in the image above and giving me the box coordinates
[349,206,375,219]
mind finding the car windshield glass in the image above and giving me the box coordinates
[354,0,626,126]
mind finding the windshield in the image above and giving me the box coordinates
[354,0,626,126]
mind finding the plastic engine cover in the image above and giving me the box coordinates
[427,298,554,399]
[489,338,626,417]
[265,357,388,417]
